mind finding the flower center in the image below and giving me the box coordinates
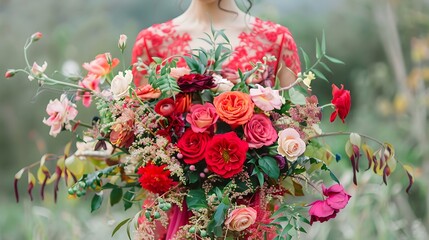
[222,150,230,162]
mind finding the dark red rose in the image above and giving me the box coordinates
[205,132,248,178]
[137,162,177,194]
[177,129,211,164]
[177,73,215,93]
[330,84,351,123]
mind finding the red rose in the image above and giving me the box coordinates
[177,73,215,93]
[177,129,211,164]
[205,132,248,178]
[137,162,177,194]
[330,84,351,123]
[110,109,135,148]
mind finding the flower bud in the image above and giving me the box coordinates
[189,165,196,171]
[188,227,196,233]
[153,211,161,219]
[31,32,43,42]
[200,230,207,237]
[5,69,16,78]
[118,34,127,51]
[105,53,113,65]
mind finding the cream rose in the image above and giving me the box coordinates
[277,128,306,161]
[224,207,257,231]
[111,70,133,100]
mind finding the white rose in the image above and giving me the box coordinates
[111,70,133,100]
[277,128,306,161]
[211,74,234,93]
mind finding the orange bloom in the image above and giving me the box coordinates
[213,91,254,126]
[82,53,119,77]
[133,84,161,101]
[174,93,192,114]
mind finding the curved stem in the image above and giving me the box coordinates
[306,131,385,147]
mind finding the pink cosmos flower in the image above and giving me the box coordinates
[186,103,219,133]
[249,84,284,111]
[28,61,47,81]
[308,184,351,224]
[42,94,78,137]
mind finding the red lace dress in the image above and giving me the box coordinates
[131,17,301,87]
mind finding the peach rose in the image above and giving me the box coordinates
[224,207,257,231]
[170,67,191,79]
[213,91,254,126]
[132,85,161,101]
[277,128,306,161]
[186,103,219,133]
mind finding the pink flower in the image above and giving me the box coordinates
[77,74,100,107]
[42,94,78,137]
[82,53,119,77]
[118,34,127,50]
[170,67,191,79]
[244,114,277,149]
[249,84,284,111]
[186,103,219,133]
[308,184,351,224]
[277,128,306,161]
[111,70,133,100]
[30,32,43,42]
[28,61,47,81]
[5,69,16,78]
[225,207,257,231]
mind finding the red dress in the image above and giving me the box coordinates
[131,17,301,87]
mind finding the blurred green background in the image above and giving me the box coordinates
[1,0,428,239]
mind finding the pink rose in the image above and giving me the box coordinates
[170,67,191,79]
[186,103,219,133]
[277,128,306,161]
[244,114,277,149]
[225,207,257,231]
[308,184,351,224]
[118,34,127,50]
[249,84,284,111]
[42,94,78,137]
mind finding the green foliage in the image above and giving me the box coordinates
[186,189,208,210]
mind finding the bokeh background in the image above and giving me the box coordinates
[1,0,428,239]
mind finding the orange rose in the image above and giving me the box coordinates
[213,91,254,126]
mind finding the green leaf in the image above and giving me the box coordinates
[123,188,134,211]
[258,156,280,179]
[111,218,130,237]
[321,31,326,54]
[281,223,294,236]
[300,48,310,70]
[319,62,332,73]
[311,68,328,82]
[257,171,265,187]
[186,189,208,210]
[110,187,123,206]
[213,202,229,227]
[315,38,322,59]
[91,194,103,212]
[152,57,163,64]
[325,55,345,65]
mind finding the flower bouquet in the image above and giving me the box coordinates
[7,30,414,240]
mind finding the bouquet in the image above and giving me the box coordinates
[7,30,414,240]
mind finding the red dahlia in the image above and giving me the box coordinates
[205,132,248,178]
[137,162,177,194]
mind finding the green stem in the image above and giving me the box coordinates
[71,120,93,129]
[319,103,334,109]
[306,131,385,147]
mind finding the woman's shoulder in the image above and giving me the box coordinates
[251,17,295,43]
[135,20,177,43]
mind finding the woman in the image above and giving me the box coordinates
[131,0,301,88]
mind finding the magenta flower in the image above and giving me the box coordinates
[42,94,78,137]
[308,184,351,224]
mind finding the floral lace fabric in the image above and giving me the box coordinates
[132,18,301,87]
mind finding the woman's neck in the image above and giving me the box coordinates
[175,0,245,28]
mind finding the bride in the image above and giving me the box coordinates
[131,0,301,88]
